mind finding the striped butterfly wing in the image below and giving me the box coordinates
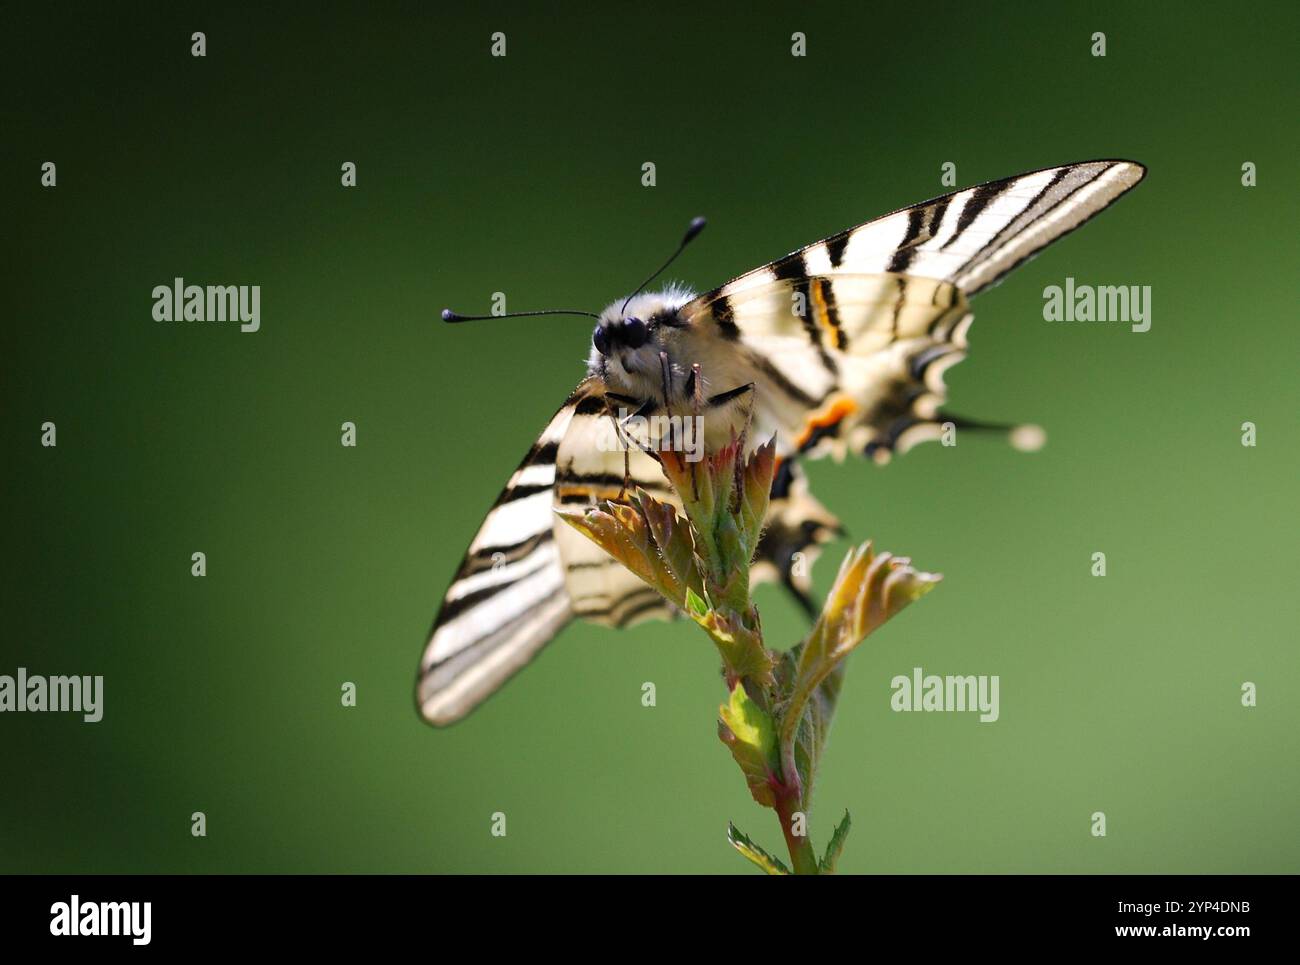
[551,391,678,629]
[550,389,846,620]
[419,380,845,724]
[753,456,844,616]
[420,161,1145,725]
[683,160,1146,461]
[417,381,592,725]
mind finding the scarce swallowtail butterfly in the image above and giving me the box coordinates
[420,159,1146,725]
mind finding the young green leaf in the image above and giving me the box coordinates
[818,811,852,874]
[778,541,940,802]
[727,822,791,875]
[718,682,779,808]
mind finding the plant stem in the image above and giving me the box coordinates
[775,792,819,875]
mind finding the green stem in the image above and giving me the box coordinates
[775,793,819,875]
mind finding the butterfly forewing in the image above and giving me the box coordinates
[417,381,592,725]
[552,392,677,629]
[694,160,1144,306]
[681,160,1144,461]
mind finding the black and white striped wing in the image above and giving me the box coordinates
[416,381,592,725]
[683,160,1146,461]
[703,160,1145,303]
[551,392,679,629]
[418,380,844,725]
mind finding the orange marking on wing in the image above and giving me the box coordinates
[811,280,844,349]
[555,486,628,504]
[793,396,858,451]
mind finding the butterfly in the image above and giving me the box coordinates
[418,159,1145,725]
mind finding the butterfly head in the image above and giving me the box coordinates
[443,216,707,403]
[589,287,694,375]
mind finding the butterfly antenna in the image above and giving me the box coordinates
[620,216,707,316]
[441,308,599,323]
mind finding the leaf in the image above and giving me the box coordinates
[555,505,658,589]
[718,682,779,808]
[727,822,791,875]
[556,501,689,609]
[637,490,704,602]
[737,437,777,553]
[777,541,940,802]
[818,811,851,874]
[701,608,776,687]
[660,432,749,580]
[684,586,709,620]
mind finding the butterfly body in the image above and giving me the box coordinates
[420,160,1145,725]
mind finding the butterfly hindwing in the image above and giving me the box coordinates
[753,457,843,617]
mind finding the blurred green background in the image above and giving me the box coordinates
[3,1,1296,874]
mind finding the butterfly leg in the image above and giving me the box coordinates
[603,393,659,499]
[709,381,757,455]
[705,382,755,409]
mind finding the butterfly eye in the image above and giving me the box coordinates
[592,324,610,356]
[622,316,648,349]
